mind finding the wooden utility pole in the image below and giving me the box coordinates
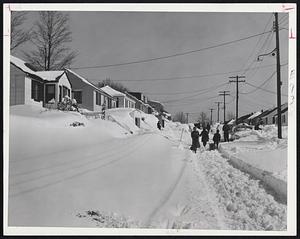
[215,101,222,122]
[185,112,189,124]
[219,91,230,123]
[209,108,214,125]
[229,76,245,125]
[275,12,282,139]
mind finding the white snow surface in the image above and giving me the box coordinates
[8,106,286,230]
[220,125,287,182]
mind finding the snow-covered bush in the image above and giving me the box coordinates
[57,96,78,112]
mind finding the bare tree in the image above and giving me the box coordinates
[197,112,208,126]
[97,78,129,93]
[11,12,31,51]
[23,11,77,71]
[173,112,187,124]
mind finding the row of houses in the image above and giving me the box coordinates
[229,102,288,126]
[10,55,170,119]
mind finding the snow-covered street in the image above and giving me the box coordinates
[8,106,287,230]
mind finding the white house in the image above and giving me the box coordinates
[101,85,135,109]
[35,70,72,108]
[10,55,46,107]
[65,69,116,111]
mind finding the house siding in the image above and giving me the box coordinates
[10,65,25,105]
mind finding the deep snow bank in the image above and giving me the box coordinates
[218,125,287,203]
[197,150,287,230]
[106,108,158,134]
[9,105,128,162]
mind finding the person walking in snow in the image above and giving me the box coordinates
[222,123,230,142]
[157,121,161,130]
[200,127,209,148]
[206,123,211,133]
[213,129,221,149]
[190,127,200,153]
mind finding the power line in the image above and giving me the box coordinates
[245,82,288,97]
[241,70,276,95]
[161,82,228,103]
[70,30,273,70]
[239,14,273,74]
[110,63,277,84]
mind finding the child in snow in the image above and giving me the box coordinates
[200,128,209,148]
[213,129,221,149]
[190,127,200,153]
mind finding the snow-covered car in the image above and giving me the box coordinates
[232,124,253,133]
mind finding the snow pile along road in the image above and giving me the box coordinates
[218,125,287,203]
[196,150,287,231]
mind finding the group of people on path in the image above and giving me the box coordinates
[190,122,230,153]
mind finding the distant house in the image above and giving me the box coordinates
[35,70,72,108]
[251,109,270,125]
[274,104,288,126]
[128,92,149,113]
[10,55,46,106]
[236,113,252,125]
[101,86,135,108]
[148,100,164,114]
[65,69,115,111]
[262,103,288,125]
[246,111,263,125]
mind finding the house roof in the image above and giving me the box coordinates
[228,119,235,125]
[35,70,65,82]
[274,106,288,116]
[101,85,125,97]
[10,55,45,81]
[237,113,252,121]
[65,69,112,98]
[248,111,262,120]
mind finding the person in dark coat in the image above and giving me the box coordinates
[222,123,230,142]
[200,128,209,148]
[213,129,221,149]
[190,127,200,153]
[206,123,211,133]
[157,121,161,130]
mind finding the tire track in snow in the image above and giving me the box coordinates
[143,137,189,228]
[10,133,142,178]
[9,134,152,198]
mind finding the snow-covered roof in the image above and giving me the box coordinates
[35,71,65,81]
[248,111,262,120]
[163,112,171,117]
[228,119,235,124]
[10,55,46,80]
[101,85,125,97]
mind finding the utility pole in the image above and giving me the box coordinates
[229,75,245,125]
[219,91,230,123]
[215,101,222,122]
[185,112,189,124]
[275,12,282,139]
[209,108,214,125]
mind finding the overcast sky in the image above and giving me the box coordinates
[13,11,289,122]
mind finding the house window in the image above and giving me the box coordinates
[45,84,55,103]
[62,86,69,98]
[72,90,82,104]
[266,118,268,124]
[282,115,285,123]
[31,80,43,102]
[96,92,102,106]
[59,86,62,102]
[272,117,275,124]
